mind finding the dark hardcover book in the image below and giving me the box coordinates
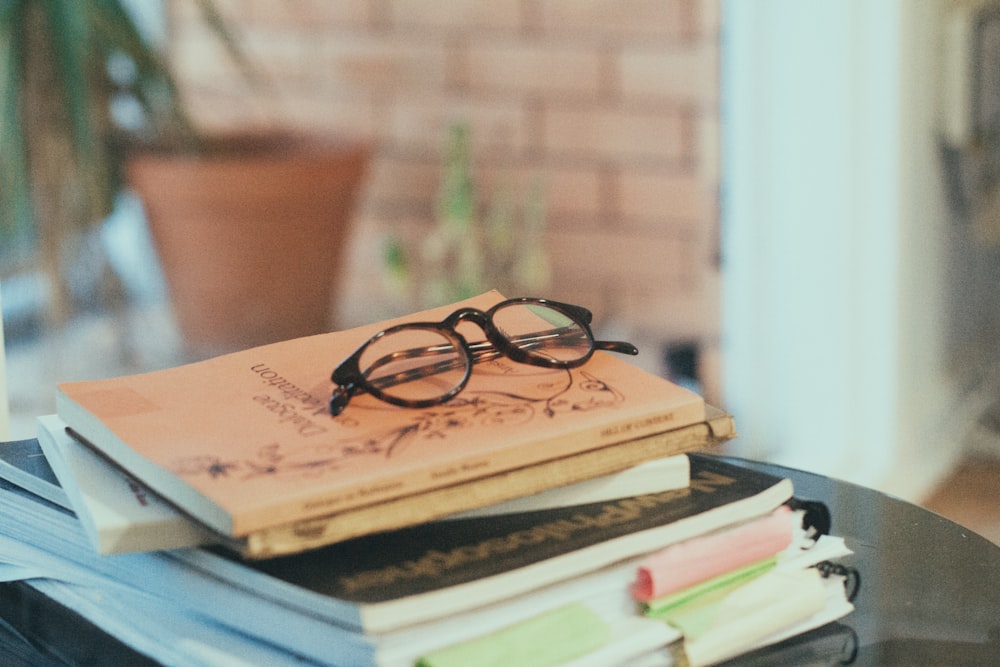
[0,580,158,667]
[0,439,69,509]
[190,453,794,635]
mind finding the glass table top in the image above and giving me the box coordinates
[723,456,1000,665]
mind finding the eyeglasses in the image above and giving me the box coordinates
[329,297,637,416]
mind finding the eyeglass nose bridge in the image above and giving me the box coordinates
[444,300,600,367]
[442,306,492,331]
[438,307,515,357]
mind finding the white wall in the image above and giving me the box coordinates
[721,0,969,499]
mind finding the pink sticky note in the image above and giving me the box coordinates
[632,506,793,602]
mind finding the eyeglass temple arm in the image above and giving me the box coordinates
[594,340,639,355]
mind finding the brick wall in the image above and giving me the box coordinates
[166,0,721,398]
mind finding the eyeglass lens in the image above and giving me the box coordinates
[359,328,468,404]
[492,301,592,363]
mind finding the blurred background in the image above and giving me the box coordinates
[1,1,999,540]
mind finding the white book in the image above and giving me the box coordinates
[36,414,220,554]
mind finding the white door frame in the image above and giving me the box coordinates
[720,0,964,499]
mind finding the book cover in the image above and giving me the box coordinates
[55,291,706,538]
[0,437,70,509]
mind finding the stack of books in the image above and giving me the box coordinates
[0,292,859,666]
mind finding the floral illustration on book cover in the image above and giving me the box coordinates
[172,361,626,483]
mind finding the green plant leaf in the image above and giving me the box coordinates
[0,0,252,260]
[44,0,98,160]
[0,0,32,250]
[91,0,193,143]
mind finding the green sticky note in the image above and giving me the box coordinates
[644,556,777,632]
[416,603,612,667]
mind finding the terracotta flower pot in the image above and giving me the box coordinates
[126,132,369,357]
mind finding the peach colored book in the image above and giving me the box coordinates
[56,292,705,538]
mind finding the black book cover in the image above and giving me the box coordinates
[241,454,790,606]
